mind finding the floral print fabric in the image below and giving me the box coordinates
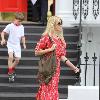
[35,35,67,100]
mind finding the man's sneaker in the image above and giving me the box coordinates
[8,73,15,83]
[13,71,16,77]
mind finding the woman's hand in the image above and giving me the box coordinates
[74,67,80,73]
[61,56,81,74]
[50,44,57,51]
[35,44,56,56]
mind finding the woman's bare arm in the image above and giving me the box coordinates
[61,56,79,73]
[35,44,56,56]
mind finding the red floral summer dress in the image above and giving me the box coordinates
[35,34,67,100]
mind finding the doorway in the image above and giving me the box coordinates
[27,0,55,22]
[27,0,40,22]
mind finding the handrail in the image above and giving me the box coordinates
[77,0,82,68]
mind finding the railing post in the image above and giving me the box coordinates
[92,52,97,86]
[84,52,89,86]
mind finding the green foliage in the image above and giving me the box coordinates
[1,12,15,21]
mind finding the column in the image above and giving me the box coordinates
[55,0,79,27]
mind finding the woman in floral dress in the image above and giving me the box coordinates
[35,16,79,100]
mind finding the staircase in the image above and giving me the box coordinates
[0,22,81,100]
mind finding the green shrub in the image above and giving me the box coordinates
[1,12,15,21]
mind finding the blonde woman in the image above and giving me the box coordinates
[35,16,79,100]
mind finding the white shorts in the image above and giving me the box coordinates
[7,43,21,58]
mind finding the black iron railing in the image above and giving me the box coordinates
[81,52,97,86]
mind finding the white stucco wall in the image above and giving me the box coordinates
[80,26,99,86]
[68,86,99,100]
[55,0,77,27]
[55,0,100,27]
[55,0,99,86]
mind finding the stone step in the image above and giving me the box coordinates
[0,48,78,58]
[0,41,78,50]
[0,32,79,42]
[0,74,79,85]
[0,56,78,66]
[0,65,77,76]
[0,92,68,100]
[0,25,79,34]
[0,83,68,94]
[24,26,79,34]
[0,92,36,100]
[0,97,35,100]
[0,25,45,33]
[24,33,79,42]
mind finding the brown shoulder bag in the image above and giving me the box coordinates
[37,35,57,85]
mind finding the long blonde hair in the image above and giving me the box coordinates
[42,16,64,41]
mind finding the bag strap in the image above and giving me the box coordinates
[48,35,54,44]
[40,34,55,59]
[48,35,56,56]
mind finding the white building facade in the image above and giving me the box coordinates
[55,0,100,86]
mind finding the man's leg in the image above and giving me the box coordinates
[12,46,21,73]
[8,52,20,73]
[8,52,15,82]
[8,56,20,82]
[8,52,14,74]
[40,0,48,24]
[12,57,20,72]
[31,0,40,22]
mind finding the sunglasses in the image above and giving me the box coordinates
[57,19,63,25]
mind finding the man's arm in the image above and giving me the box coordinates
[1,31,6,45]
[21,36,26,49]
